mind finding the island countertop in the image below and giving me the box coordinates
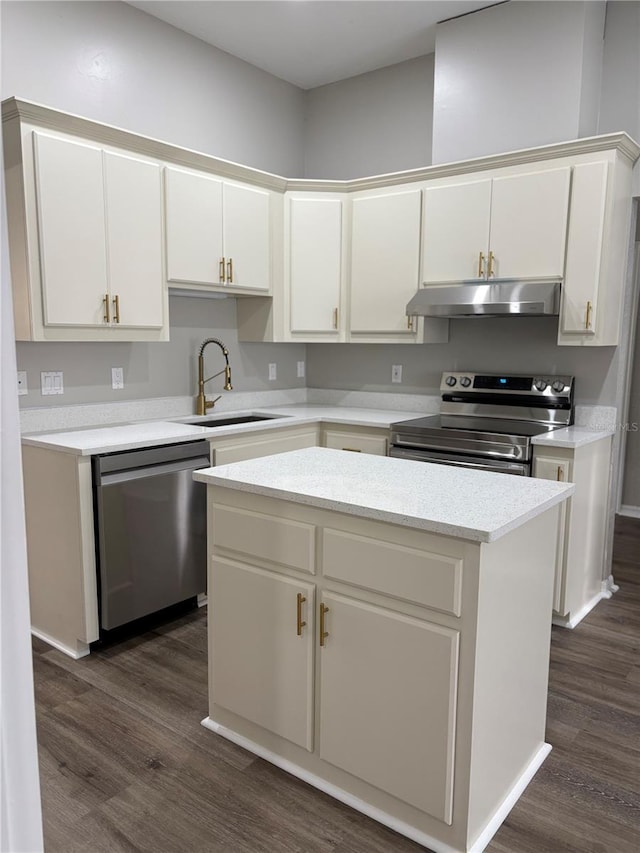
[195,446,574,543]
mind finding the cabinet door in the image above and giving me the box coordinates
[223,182,270,291]
[532,454,571,614]
[212,429,318,466]
[422,179,491,284]
[104,152,164,328]
[33,132,108,327]
[489,167,570,279]
[350,190,422,336]
[164,166,224,285]
[322,429,388,456]
[210,560,315,750]
[288,197,343,335]
[319,592,459,824]
[560,162,608,336]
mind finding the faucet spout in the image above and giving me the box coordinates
[196,338,232,415]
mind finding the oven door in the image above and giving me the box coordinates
[389,446,530,476]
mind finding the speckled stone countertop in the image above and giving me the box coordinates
[531,425,616,449]
[195,447,575,543]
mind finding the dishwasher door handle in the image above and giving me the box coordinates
[98,457,210,487]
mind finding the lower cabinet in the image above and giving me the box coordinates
[318,592,458,823]
[532,435,612,625]
[321,425,389,456]
[209,425,319,465]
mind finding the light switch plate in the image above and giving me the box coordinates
[268,363,277,381]
[391,365,403,384]
[41,371,64,395]
[17,371,28,396]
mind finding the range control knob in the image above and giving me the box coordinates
[534,378,548,392]
[445,375,457,387]
[552,380,566,393]
[460,376,472,388]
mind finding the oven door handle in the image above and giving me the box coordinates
[389,446,529,475]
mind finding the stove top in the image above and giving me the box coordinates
[390,414,559,439]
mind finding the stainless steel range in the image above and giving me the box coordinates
[390,372,575,476]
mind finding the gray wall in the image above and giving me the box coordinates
[0,0,305,175]
[432,1,605,164]
[15,296,306,407]
[622,242,640,509]
[598,0,640,142]
[303,55,434,179]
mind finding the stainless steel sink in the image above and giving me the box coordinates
[179,414,285,428]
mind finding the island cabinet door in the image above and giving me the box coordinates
[210,559,315,751]
[318,592,459,825]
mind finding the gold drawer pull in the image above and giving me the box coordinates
[342,447,362,452]
[557,466,564,482]
[219,257,226,283]
[112,294,120,324]
[319,603,329,647]
[227,258,233,283]
[296,593,306,636]
[103,294,110,323]
[478,251,485,278]
[585,301,592,330]
[488,251,495,277]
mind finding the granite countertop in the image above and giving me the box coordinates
[195,446,575,543]
[20,405,415,456]
[531,425,616,448]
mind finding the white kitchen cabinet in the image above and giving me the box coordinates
[350,188,447,344]
[318,591,458,822]
[533,435,612,625]
[164,165,270,293]
[25,131,167,340]
[321,425,389,456]
[422,167,571,284]
[286,194,345,340]
[210,559,315,750]
[210,424,320,466]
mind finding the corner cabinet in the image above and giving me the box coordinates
[164,165,271,294]
[6,127,168,341]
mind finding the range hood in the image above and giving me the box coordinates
[406,279,562,319]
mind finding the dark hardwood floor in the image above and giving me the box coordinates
[33,517,640,853]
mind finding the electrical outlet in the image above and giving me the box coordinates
[268,363,277,381]
[41,371,64,395]
[391,364,403,384]
[297,361,305,379]
[17,371,28,396]
[111,367,124,390]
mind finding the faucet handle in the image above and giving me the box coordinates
[206,395,222,411]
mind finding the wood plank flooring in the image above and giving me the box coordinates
[33,516,640,853]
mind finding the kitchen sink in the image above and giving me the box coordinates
[179,414,285,428]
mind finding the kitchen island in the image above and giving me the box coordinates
[195,447,574,853]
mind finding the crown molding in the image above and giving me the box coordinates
[3,97,639,195]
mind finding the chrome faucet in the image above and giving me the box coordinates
[196,337,232,415]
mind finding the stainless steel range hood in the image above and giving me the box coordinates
[406,279,562,318]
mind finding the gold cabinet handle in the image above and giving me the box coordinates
[219,257,226,283]
[333,308,338,330]
[296,593,306,636]
[342,447,362,452]
[478,251,485,278]
[227,258,233,284]
[103,294,110,323]
[407,315,414,330]
[112,294,120,324]
[585,301,592,330]
[319,603,329,647]
[488,251,495,278]
[557,466,564,482]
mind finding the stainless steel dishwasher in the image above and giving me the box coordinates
[92,440,210,632]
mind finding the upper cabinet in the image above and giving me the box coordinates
[9,129,167,341]
[350,188,447,344]
[422,167,571,284]
[286,194,345,341]
[164,165,271,294]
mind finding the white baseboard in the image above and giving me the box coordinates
[618,505,640,518]
[552,587,612,629]
[31,627,90,659]
[201,716,550,853]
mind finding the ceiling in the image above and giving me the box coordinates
[126,1,499,89]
